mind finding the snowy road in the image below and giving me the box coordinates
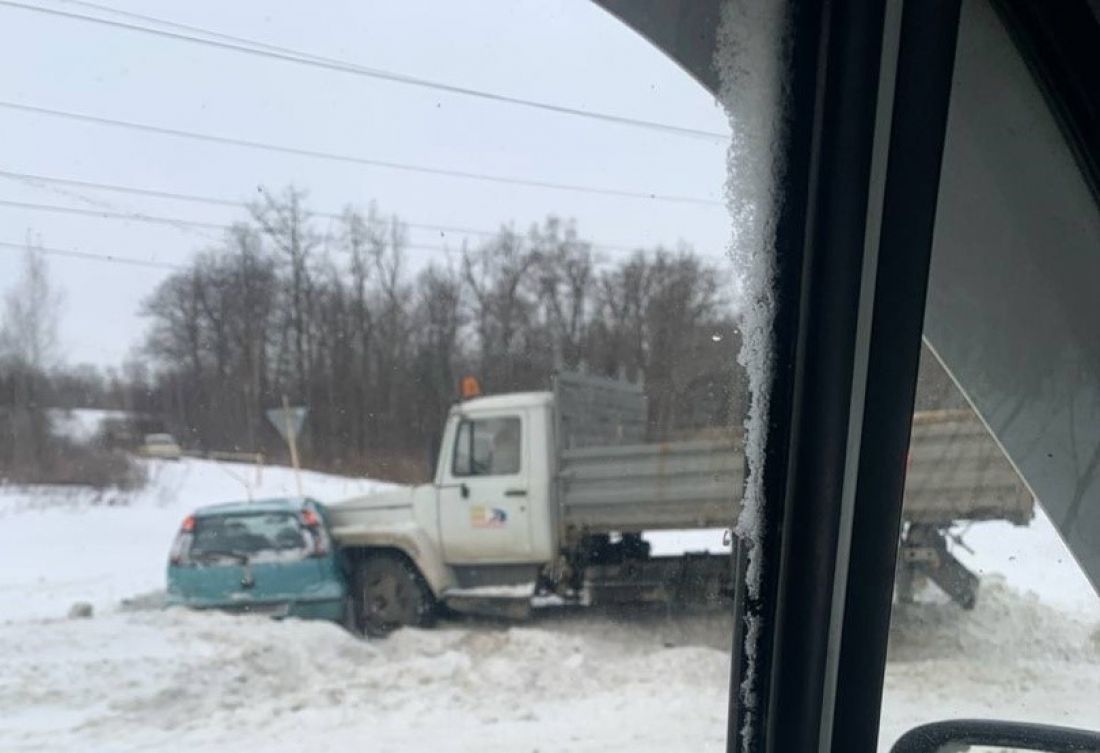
[1,459,1097,752]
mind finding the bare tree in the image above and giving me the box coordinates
[411,262,465,437]
[371,217,414,440]
[252,187,319,398]
[590,251,653,382]
[332,206,384,456]
[1,241,63,370]
[462,228,540,390]
[0,240,63,473]
[531,217,594,370]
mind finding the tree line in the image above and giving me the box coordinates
[0,188,967,488]
[133,188,746,480]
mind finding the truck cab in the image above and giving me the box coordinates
[327,390,564,633]
[432,391,558,566]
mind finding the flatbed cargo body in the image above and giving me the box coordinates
[557,410,1031,539]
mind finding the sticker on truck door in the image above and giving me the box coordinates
[470,505,508,528]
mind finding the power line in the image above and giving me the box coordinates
[0,195,664,260]
[0,100,723,207]
[0,198,468,258]
[4,0,728,142]
[0,170,224,243]
[0,239,185,270]
[0,168,646,253]
[0,167,477,233]
[0,197,227,231]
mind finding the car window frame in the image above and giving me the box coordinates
[190,511,309,556]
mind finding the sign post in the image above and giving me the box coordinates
[266,396,307,497]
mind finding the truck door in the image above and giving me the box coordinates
[438,411,534,563]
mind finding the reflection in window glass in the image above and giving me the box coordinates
[879,0,1100,746]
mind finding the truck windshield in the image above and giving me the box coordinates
[452,417,521,476]
[191,513,307,558]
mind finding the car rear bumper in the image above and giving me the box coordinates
[284,597,346,621]
[166,596,346,622]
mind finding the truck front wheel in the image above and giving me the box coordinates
[354,553,435,636]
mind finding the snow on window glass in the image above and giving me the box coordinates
[715,0,791,745]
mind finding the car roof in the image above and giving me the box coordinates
[193,497,318,517]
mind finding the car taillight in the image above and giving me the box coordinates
[170,514,196,565]
[300,508,329,557]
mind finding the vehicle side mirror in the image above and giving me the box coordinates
[890,719,1100,753]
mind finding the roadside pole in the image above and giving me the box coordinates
[266,400,308,498]
[282,394,303,497]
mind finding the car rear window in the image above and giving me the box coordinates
[191,512,306,557]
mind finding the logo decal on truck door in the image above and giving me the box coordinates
[470,505,508,528]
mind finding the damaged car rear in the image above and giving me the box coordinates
[166,497,349,623]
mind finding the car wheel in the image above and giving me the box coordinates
[355,554,435,637]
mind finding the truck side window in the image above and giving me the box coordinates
[452,417,521,476]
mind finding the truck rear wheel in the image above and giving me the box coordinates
[355,553,435,636]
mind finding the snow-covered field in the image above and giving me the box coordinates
[1,459,1097,752]
[47,408,133,444]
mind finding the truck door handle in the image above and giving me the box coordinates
[504,488,527,497]
[460,482,469,499]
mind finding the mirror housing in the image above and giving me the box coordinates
[890,719,1100,753]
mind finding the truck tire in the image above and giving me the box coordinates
[354,553,436,637]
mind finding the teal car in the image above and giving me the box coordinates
[166,497,349,623]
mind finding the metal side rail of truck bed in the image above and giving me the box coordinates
[559,438,743,536]
[559,409,1031,537]
[558,408,1032,608]
[903,410,1033,525]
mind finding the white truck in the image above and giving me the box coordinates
[328,373,1032,634]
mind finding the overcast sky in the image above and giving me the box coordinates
[0,0,731,369]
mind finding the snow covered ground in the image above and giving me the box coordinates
[47,408,133,444]
[646,512,1100,619]
[1,460,1097,752]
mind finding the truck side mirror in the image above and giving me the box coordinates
[890,719,1100,753]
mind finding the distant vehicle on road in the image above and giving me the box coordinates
[139,433,182,460]
[166,497,348,625]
